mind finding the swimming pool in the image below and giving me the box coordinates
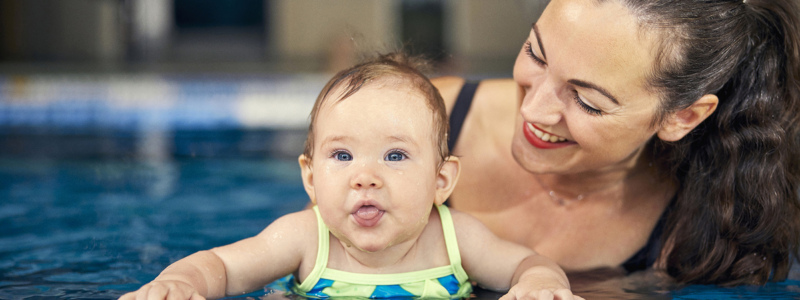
[1,75,798,299]
[1,129,798,300]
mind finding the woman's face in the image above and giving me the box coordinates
[511,0,664,175]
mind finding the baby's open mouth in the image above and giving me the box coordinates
[352,205,384,227]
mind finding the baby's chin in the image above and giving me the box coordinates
[330,230,392,253]
[355,243,389,253]
[352,232,419,254]
[344,240,391,254]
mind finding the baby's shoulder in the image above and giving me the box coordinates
[256,209,319,241]
[276,208,317,222]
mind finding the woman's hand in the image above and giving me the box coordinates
[118,280,205,300]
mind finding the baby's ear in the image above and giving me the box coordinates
[298,154,317,204]
[434,156,461,206]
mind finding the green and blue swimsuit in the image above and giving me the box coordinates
[292,205,473,299]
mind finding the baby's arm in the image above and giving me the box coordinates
[119,209,316,300]
[452,209,580,300]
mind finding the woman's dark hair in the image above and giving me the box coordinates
[613,0,800,286]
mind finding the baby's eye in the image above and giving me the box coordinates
[334,151,353,161]
[385,151,407,162]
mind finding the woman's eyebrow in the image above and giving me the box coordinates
[568,79,620,105]
[532,23,547,60]
[532,23,619,105]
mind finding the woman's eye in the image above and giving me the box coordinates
[524,41,546,67]
[335,151,352,161]
[385,151,406,162]
[573,91,603,116]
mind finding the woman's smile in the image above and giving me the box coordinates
[523,122,575,149]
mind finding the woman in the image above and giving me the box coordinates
[434,0,800,286]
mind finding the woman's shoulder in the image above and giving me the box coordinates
[431,76,517,118]
[472,78,518,122]
[431,76,466,112]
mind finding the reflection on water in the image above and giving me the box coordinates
[568,269,673,300]
[219,267,800,299]
[565,266,800,300]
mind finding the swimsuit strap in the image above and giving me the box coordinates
[296,206,330,292]
[444,81,479,208]
[447,81,480,152]
[292,205,473,299]
[436,205,469,283]
[622,196,675,272]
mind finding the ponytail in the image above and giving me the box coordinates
[622,0,800,285]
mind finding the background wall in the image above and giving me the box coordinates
[0,0,547,76]
[0,0,548,159]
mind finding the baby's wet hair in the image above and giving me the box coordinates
[303,52,449,166]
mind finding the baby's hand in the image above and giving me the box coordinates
[499,267,584,300]
[118,280,205,300]
[500,289,584,300]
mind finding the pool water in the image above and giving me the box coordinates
[1,130,799,300]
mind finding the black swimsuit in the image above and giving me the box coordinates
[447,81,665,272]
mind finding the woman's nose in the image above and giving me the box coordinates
[520,77,565,125]
[350,162,383,189]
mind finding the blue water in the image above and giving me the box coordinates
[1,130,799,300]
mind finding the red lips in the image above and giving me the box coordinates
[523,123,575,149]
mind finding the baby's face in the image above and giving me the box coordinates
[309,83,440,253]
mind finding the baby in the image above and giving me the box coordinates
[120,53,581,300]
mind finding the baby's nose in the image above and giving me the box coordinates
[350,163,383,189]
